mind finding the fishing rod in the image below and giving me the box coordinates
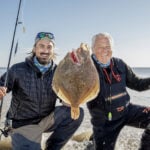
[0,0,23,121]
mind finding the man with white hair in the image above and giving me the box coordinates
[87,32,150,150]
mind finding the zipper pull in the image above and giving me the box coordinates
[41,73,44,80]
[108,112,112,121]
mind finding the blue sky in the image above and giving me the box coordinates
[1,0,150,67]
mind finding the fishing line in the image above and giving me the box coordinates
[0,0,24,139]
[21,0,26,33]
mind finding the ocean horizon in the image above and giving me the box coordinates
[1,67,150,77]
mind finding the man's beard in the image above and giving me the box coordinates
[36,57,51,65]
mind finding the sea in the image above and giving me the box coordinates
[1,67,150,77]
[0,67,150,150]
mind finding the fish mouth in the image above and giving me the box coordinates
[70,51,81,65]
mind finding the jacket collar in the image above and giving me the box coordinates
[25,56,56,74]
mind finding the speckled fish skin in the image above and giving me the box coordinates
[52,43,100,119]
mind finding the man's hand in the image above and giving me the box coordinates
[0,87,7,100]
[143,107,150,113]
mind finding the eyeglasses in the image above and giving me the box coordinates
[36,32,55,40]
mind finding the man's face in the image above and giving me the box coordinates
[33,38,54,65]
[93,37,112,63]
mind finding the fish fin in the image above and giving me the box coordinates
[57,88,71,105]
[80,82,100,104]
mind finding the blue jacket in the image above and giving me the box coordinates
[87,56,150,124]
[0,56,57,128]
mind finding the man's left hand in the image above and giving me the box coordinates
[143,107,150,113]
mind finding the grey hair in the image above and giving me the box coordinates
[91,32,114,50]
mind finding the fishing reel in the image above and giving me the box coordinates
[0,119,12,139]
[0,126,11,137]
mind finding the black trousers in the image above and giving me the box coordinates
[93,103,150,150]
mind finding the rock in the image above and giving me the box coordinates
[0,137,12,150]
[72,130,93,142]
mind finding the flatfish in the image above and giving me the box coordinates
[52,43,100,119]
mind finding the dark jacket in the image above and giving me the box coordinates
[87,56,150,124]
[0,56,57,128]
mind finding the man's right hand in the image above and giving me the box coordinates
[0,87,7,100]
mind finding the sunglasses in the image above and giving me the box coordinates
[36,32,55,40]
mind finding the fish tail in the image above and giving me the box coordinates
[71,107,80,120]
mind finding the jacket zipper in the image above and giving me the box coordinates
[39,73,44,117]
